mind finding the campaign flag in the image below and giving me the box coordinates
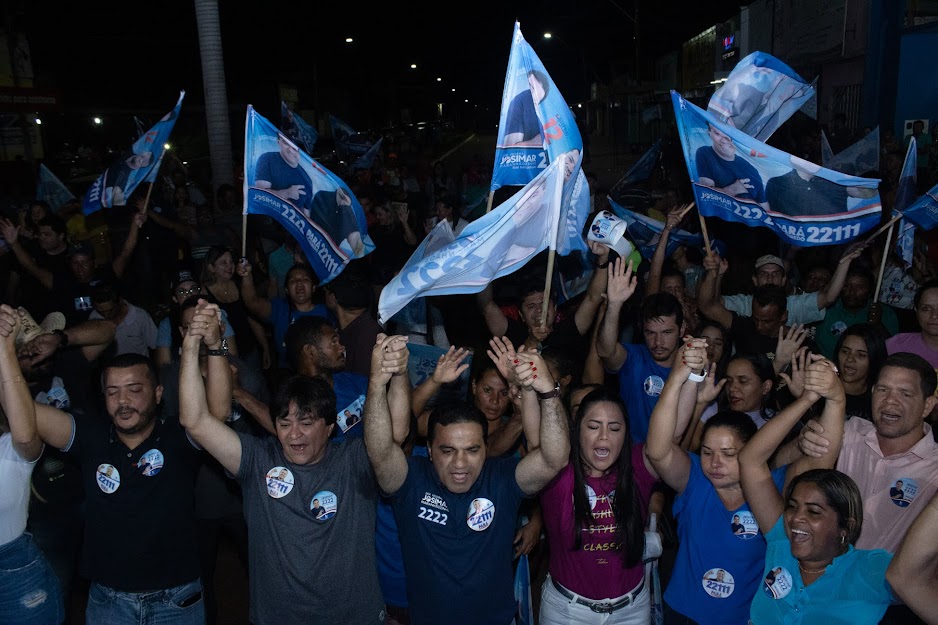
[82,91,184,215]
[894,138,918,267]
[352,137,383,170]
[823,127,880,177]
[900,181,938,231]
[379,156,569,324]
[492,21,584,191]
[37,164,75,211]
[607,197,704,260]
[672,91,881,247]
[329,114,372,157]
[708,52,816,141]
[281,102,318,155]
[610,140,661,196]
[514,554,534,625]
[243,106,374,284]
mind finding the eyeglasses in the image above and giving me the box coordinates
[175,285,201,297]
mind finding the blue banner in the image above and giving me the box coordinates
[244,106,374,284]
[329,114,372,157]
[352,137,383,170]
[492,21,584,191]
[82,91,184,214]
[281,102,318,155]
[901,182,938,231]
[672,91,881,247]
[708,52,816,141]
[379,156,572,324]
[607,198,704,260]
[514,554,533,625]
[610,140,661,195]
[895,138,919,267]
[823,127,880,177]
[37,164,75,211]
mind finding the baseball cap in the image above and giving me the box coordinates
[172,269,198,290]
[754,255,785,271]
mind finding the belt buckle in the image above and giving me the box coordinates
[588,600,616,614]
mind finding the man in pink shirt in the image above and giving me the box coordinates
[886,280,938,367]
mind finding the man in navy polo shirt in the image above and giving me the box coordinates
[365,341,570,625]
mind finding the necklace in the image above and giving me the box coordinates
[798,562,828,575]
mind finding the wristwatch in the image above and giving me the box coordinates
[536,382,563,400]
[206,338,229,357]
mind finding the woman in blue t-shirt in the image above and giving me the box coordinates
[646,338,786,625]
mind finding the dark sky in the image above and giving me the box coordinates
[18,1,742,125]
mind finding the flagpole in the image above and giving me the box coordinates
[485,191,495,214]
[859,213,903,248]
[697,212,712,253]
[140,151,166,212]
[873,223,894,304]
[541,162,565,326]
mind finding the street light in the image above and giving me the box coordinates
[93,117,102,125]
[436,77,442,82]
[164,143,171,150]
[410,63,417,69]
[34,118,41,125]
[345,37,353,43]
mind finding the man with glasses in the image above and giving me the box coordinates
[154,269,237,366]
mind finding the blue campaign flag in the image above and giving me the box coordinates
[243,106,375,284]
[37,164,75,211]
[900,181,938,231]
[329,114,372,157]
[352,137,383,170]
[708,52,816,142]
[607,197,704,260]
[894,138,918,267]
[824,127,880,177]
[82,91,185,215]
[492,21,584,191]
[379,156,570,324]
[672,91,881,247]
[514,554,533,625]
[610,140,661,195]
[281,102,318,155]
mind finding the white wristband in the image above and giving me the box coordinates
[688,370,707,383]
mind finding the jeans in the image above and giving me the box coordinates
[539,575,650,625]
[0,533,65,625]
[85,578,205,625]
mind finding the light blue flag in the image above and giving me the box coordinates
[607,197,704,260]
[329,114,372,157]
[894,138,918,268]
[37,164,75,211]
[824,127,880,177]
[900,181,938,231]
[379,156,570,324]
[352,137,383,170]
[281,102,319,155]
[243,106,375,284]
[82,91,184,215]
[610,140,661,195]
[708,52,816,141]
[672,91,881,247]
[514,554,533,625]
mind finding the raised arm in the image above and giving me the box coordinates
[0,306,42,460]
[195,302,233,421]
[513,352,571,495]
[816,244,861,310]
[411,346,470,419]
[647,204,693,296]
[235,259,273,320]
[179,305,242,475]
[596,256,637,372]
[477,283,508,338]
[0,219,53,289]
[887,492,938,625]
[383,336,412,445]
[573,241,611,335]
[364,334,411,495]
[696,252,733,329]
[111,207,147,279]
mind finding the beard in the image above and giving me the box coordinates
[112,403,159,436]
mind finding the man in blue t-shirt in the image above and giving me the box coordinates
[597,258,686,442]
[365,341,570,625]
[695,123,767,207]
[253,134,314,212]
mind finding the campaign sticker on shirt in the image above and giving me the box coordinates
[889,478,918,508]
[643,375,665,397]
[467,498,495,531]
[337,396,365,433]
[585,485,597,510]
[135,449,164,477]
[701,568,735,598]
[830,320,848,337]
[310,490,338,520]
[762,567,793,599]
[266,467,295,499]
[730,511,759,539]
[96,464,120,494]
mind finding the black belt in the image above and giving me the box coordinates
[551,576,645,613]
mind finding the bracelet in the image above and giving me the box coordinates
[1,376,23,385]
[536,382,563,400]
[595,260,610,269]
[688,370,707,383]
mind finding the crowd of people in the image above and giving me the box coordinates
[1,119,938,625]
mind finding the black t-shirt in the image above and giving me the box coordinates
[21,248,71,319]
[505,313,586,355]
[731,313,819,364]
[51,266,117,326]
[67,415,201,591]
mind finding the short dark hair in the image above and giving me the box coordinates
[914,279,938,309]
[427,402,488,445]
[271,375,337,426]
[284,263,317,289]
[785,469,863,548]
[701,410,758,445]
[102,353,160,390]
[752,285,788,312]
[845,264,874,288]
[285,316,336,371]
[324,267,372,310]
[661,263,686,287]
[879,352,938,397]
[38,215,67,236]
[90,281,119,305]
[641,292,684,328]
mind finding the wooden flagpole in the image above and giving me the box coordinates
[873,222,894,304]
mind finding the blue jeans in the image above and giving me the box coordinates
[85,578,205,625]
[0,532,64,625]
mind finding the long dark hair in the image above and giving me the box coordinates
[570,388,644,567]
[833,323,888,391]
[723,353,776,424]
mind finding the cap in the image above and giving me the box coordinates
[68,242,94,258]
[754,255,785,271]
[587,211,634,258]
[15,307,66,349]
[172,269,197,290]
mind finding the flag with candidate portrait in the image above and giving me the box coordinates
[281,102,318,155]
[82,91,185,215]
[822,127,880,177]
[899,180,938,231]
[708,52,816,141]
[610,140,661,196]
[894,138,918,267]
[244,106,374,284]
[607,197,704,260]
[329,114,372,157]
[379,156,568,324]
[672,91,881,248]
[352,137,383,170]
[37,164,75,211]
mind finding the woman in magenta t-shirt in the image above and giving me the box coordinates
[539,387,657,624]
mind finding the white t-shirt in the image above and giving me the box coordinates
[0,433,38,546]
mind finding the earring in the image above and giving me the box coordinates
[841,535,845,546]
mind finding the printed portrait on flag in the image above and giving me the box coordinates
[672,91,881,247]
[245,107,373,284]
